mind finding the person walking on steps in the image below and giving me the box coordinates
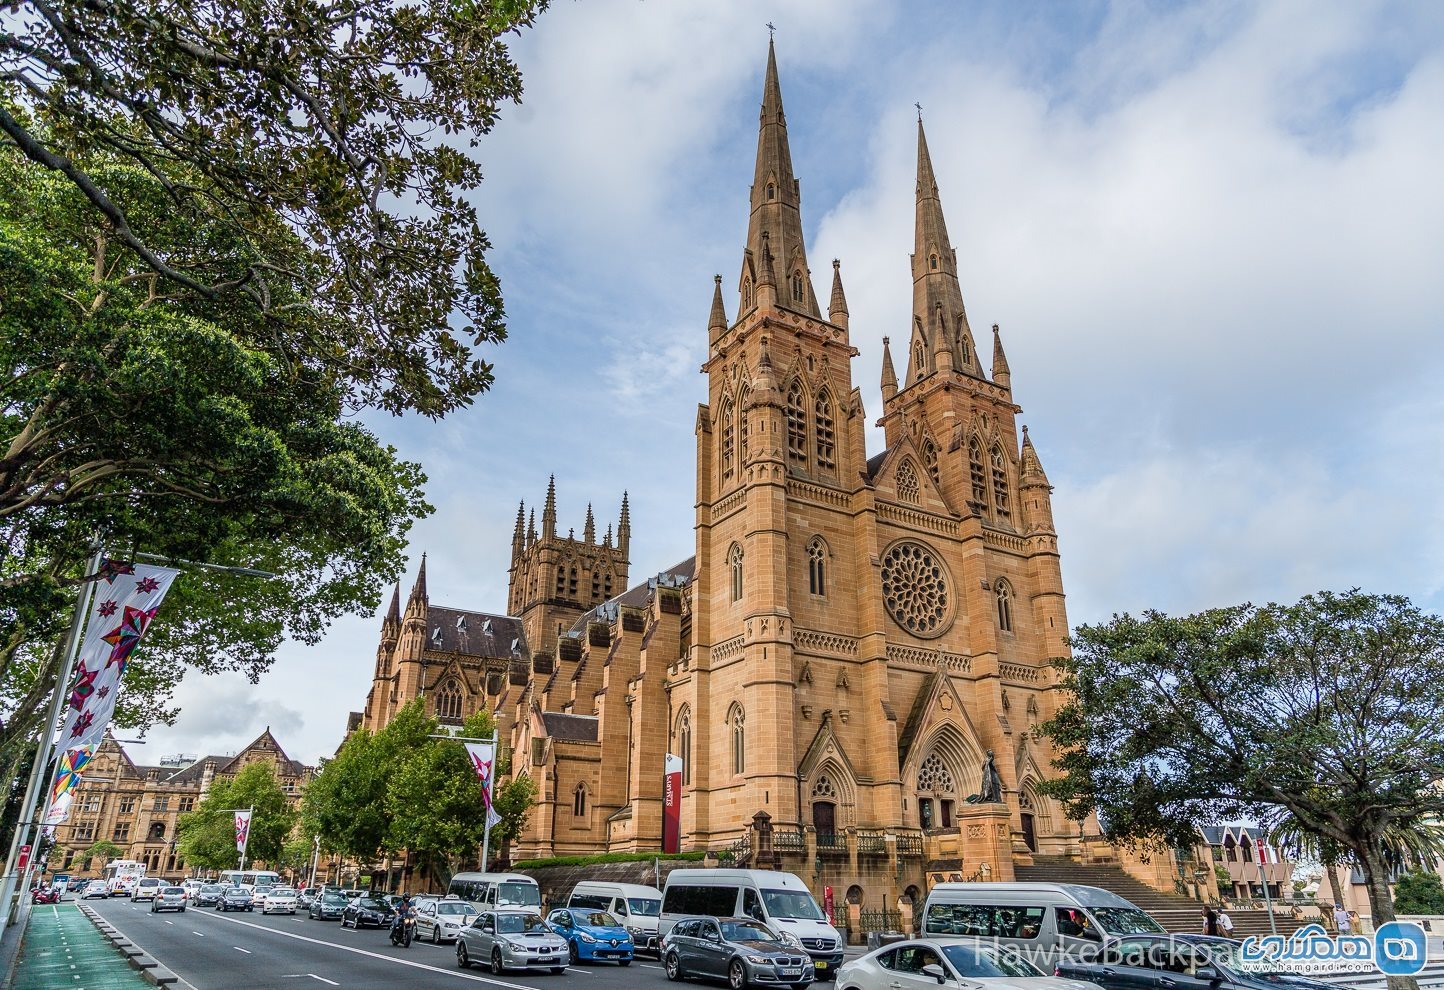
[1202,906,1220,937]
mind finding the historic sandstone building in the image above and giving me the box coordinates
[357,43,1083,906]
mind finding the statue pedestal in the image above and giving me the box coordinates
[953,804,1015,882]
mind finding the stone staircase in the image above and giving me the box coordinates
[1015,857,1306,938]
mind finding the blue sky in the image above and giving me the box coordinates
[139,0,1444,766]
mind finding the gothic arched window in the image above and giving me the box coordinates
[792,270,805,303]
[968,437,987,507]
[573,783,587,817]
[555,565,565,595]
[729,544,744,603]
[922,436,939,486]
[568,565,579,595]
[917,753,956,793]
[959,321,971,364]
[897,459,920,504]
[807,537,827,596]
[785,380,807,465]
[738,385,751,466]
[676,706,693,785]
[929,254,938,270]
[720,397,736,482]
[814,389,835,471]
[743,277,753,309]
[437,679,462,721]
[913,340,925,380]
[991,444,1012,521]
[766,183,775,200]
[730,704,746,775]
[996,580,1014,633]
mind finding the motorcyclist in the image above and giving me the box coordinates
[390,894,415,939]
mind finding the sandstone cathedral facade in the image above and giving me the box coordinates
[355,43,1082,904]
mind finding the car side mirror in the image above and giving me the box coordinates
[922,963,948,985]
[1194,967,1222,984]
[483,925,495,934]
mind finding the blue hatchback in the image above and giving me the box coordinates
[546,908,634,965]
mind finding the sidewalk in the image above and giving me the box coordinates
[11,901,150,990]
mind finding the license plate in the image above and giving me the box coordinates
[782,969,802,977]
[814,961,827,970]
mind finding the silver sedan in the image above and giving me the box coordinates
[456,909,568,975]
[150,886,189,913]
[837,938,1103,990]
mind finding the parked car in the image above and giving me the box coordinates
[1053,934,1337,990]
[192,884,225,907]
[570,881,664,953]
[217,887,255,912]
[262,887,300,915]
[663,916,814,990]
[838,938,1100,990]
[150,887,189,914]
[130,877,163,902]
[309,890,350,921]
[82,880,110,899]
[547,908,634,965]
[181,879,204,898]
[456,908,568,975]
[417,897,478,944]
[341,895,395,929]
[297,888,316,910]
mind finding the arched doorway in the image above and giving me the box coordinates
[811,772,840,836]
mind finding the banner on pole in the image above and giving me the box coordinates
[42,745,95,828]
[662,753,683,854]
[235,810,253,853]
[57,560,179,751]
[464,741,503,830]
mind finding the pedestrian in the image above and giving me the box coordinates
[1333,904,1351,934]
[1218,908,1234,938]
[1202,906,1220,937]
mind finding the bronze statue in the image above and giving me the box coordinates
[979,750,1003,803]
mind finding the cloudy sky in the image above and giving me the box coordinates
[135,0,1444,767]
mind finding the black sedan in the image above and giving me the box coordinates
[664,916,813,990]
[341,895,396,929]
[309,891,349,921]
[192,884,225,907]
[1055,934,1340,990]
[216,887,254,912]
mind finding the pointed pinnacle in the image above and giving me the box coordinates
[991,323,1012,386]
[584,503,596,543]
[386,583,401,625]
[881,336,898,394]
[829,259,848,319]
[408,553,428,604]
[709,274,727,333]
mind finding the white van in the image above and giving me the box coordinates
[447,872,543,914]
[568,881,664,951]
[661,869,845,979]
[922,882,1164,961]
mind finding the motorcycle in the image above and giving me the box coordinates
[32,887,60,905]
[389,915,415,948]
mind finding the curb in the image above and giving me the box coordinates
[75,904,179,986]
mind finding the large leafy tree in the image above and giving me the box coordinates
[1042,590,1444,990]
[176,761,296,872]
[0,0,546,418]
[0,148,430,784]
[1393,870,1444,916]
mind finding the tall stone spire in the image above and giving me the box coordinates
[511,500,526,560]
[740,39,818,318]
[617,492,631,557]
[828,259,849,330]
[385,583,401,628]
[991,323,1011,389]
[708,274,728,342]
[527,508,537,547]
[906,118,982,384]
[880,336,898,402]
[584,503,595,543]
[407,553,428,608]
[542,475,557,540]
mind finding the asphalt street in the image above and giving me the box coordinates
[84,896,682,990]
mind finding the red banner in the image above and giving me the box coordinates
[662,753,682,854]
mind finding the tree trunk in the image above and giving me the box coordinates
[1321,857,1343,922]
[1358,844,1415,990]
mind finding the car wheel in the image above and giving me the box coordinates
[457,942,470,969]
[665,951,683,981]
[620,959,632,967]
[431,924,440,945]
[729,960,747,990]
[570,941,580,965]
[180,907,186,913]
[552,967,566,975]
[491,947,505,975]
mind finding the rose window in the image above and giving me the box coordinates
[881,541,951,636]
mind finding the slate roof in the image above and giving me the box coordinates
[565,557,695,635]
[541,712,599,743]
[866,449,889,480]
[425,607,527,659]
[164,755,234,785]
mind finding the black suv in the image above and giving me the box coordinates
[1055,934,1339,990]
[216,887,254,912]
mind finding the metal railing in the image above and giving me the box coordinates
[815,831,847,856]
[857,831,887,856]
[896,832,925,857]
[859,908,904,934]
[773,828,805,853]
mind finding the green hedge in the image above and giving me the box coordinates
[511,850,708,870]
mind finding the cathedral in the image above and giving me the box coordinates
[355,42,1083,905]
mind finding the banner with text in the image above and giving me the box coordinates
[662,753,683,854]
[464,741,503,830]
[235,810,253,854]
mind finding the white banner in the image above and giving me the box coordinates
[235,810,253,854]
[464,741,503,830]
[57,560,179,751]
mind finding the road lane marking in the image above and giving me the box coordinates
[235,946,252,953]
[208,912,546,988]
[192,931,205,936]
[164,920,174,925]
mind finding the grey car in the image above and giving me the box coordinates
[150,886,188,913]
[193,884,225,907]
[456,908,569,975]
[664,917,814,990]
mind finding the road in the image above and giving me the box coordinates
[85,897,682,990]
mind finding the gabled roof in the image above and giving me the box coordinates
[425,607,527,660]
[541,712,599,743]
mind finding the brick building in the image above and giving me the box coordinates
[356,41,1091,908]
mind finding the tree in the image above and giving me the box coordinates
[1,0,547,418]
[1042,591,1444,990]
[1264,815,1444,913]
[1394,870,1444,916]
[0,145,430,780]
[80,839,122,870]
[176,762,296,872]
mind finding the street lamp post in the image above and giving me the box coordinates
[308,836,320,889]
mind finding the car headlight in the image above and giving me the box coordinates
[507,939,528,951]
[779,931,804,950]
[577,932,598,943]
[747,955,771,965]
[626,925,646,936]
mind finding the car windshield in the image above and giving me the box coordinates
[579,912,619,927]
[201,885,222,893]
[498,882,541,908]
[498,913,551,934]
[628,898,662,916]
[722,921,780,943]
[761,889,825,921]
[162,888,185,894]
[356,898,387,910]
[270,888,295,897]
[940,944,1045,978]
[1092,908,1165,934]
[323,894,348,904]
[438,903,472,916]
